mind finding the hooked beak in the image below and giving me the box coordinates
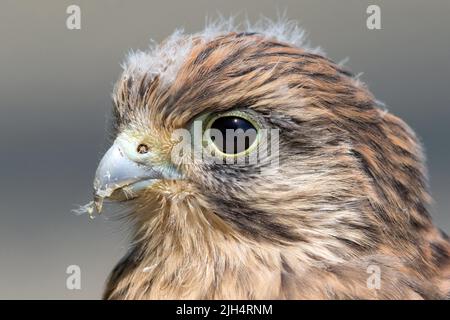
[93,137,182,213]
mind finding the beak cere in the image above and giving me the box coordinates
[93,139,165,213]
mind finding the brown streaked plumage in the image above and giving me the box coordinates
[91,20,450,299]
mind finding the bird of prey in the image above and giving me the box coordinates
[89,19,450,299]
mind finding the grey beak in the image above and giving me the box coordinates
[93,140,163,213]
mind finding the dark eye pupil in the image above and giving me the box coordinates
[209,116,257,154]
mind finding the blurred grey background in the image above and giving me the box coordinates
[0,0,448,299]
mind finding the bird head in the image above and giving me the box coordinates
[92,21,431,265]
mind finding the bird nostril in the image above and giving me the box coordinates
[137,144,149,154]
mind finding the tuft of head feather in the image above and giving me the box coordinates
[121,16,322,87]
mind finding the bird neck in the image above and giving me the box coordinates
[104,186,449,299]
[110,192,301,298]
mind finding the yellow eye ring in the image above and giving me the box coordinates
[202,111,261,158]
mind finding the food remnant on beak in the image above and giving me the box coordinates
[72,201,96,219]
[94,195,104,214]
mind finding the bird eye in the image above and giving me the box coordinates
[205,113,259,155]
